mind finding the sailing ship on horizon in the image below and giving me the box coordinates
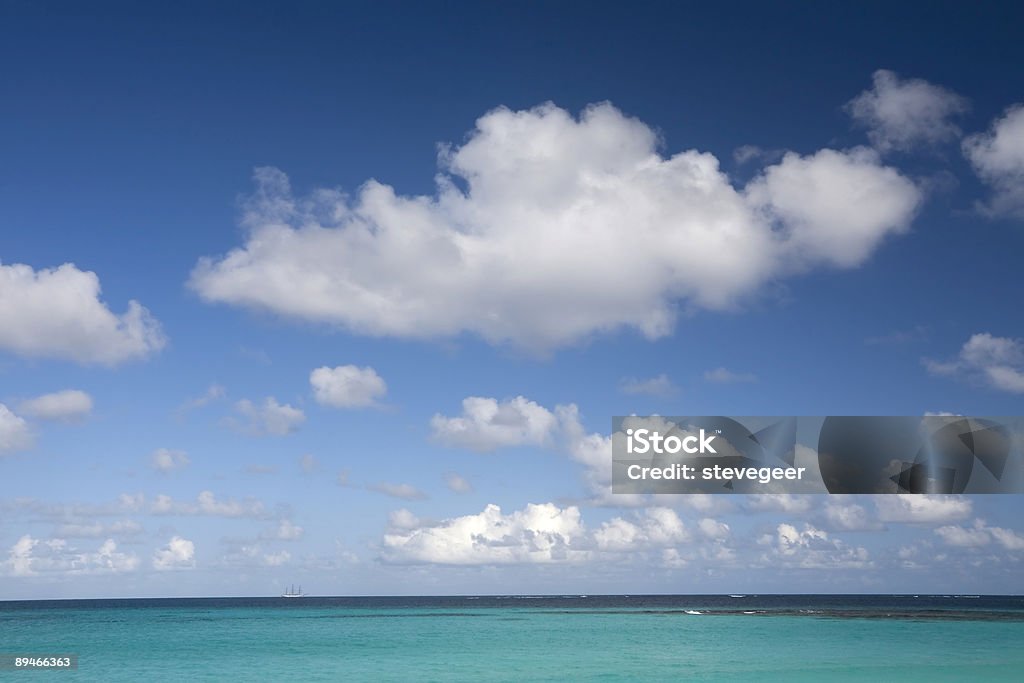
[281,584,305,598]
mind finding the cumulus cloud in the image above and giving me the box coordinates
[218,542,295,569]
[229,397,306,436]
[382,502,587,565]
[765,523,871,569]
[310,365,387,408]
[150,448,190,473]
[432,396,818,504]
[0,262,165,365]
[744,147,919,269]
[262,519,304,541]
[0,404,33,454]
[431,396,559,452]
[824,502,879,531]
[925,333,1024,393]
[4,535,138,576]
[934,519,1024,551]
[17,389,93,422]
[557,405,624,504]
[388,508,421,530]
[619,374,677,397]
[189,103,920,352]
[152,536,196,570]
[703,367,757,384]
[697,517,731,541]
[594,508,689,551]
[845,69,968,152]
[963,105,1024,218]
[874,495,972,524]
[989,525,1024,551]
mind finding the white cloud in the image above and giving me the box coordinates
[189,103,920,352]
[82,539,139,573]
[6,535,35,576]
[697,517,731,541]
[0,262,165,365]
[661,548,688,568]
[262,519,304,541]
[824,502,877,531]
[935,519,1024,551]
[444,472,472,493]
[382,502,587,565]
[310,365,387,408]
[262,550,291,567]
[152,536,196,570]
[988,525,1024,551]
[431,396,558,452]
[935,521,990,548]
[4,535,138,576]
[845,69,968,153]
[388,509,421,530]
[230,397,306,436]
[558,405,623,504]
[963,105,1024,218]
[619,374,677,397]
[299,453,319,473]
[767,523,871,569]
[0,404,33,453]
[594,508,689,551]
[744,147,919,269]
[874,495,972,524]
[151,491,266,518]
[18,389,93,422]
[150,448,190,473]
[925,333,1024,393]
[219,542,295,569]
[369,482,428,501]
[703,367,757,384]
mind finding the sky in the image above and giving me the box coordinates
[1,1,1023,598]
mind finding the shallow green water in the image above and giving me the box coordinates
[2,597,1022,681]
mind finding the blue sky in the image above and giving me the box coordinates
[1,1,1023,598]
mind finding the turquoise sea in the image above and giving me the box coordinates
[2,595,1023,681]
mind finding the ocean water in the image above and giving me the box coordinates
[2,595,1023,681]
